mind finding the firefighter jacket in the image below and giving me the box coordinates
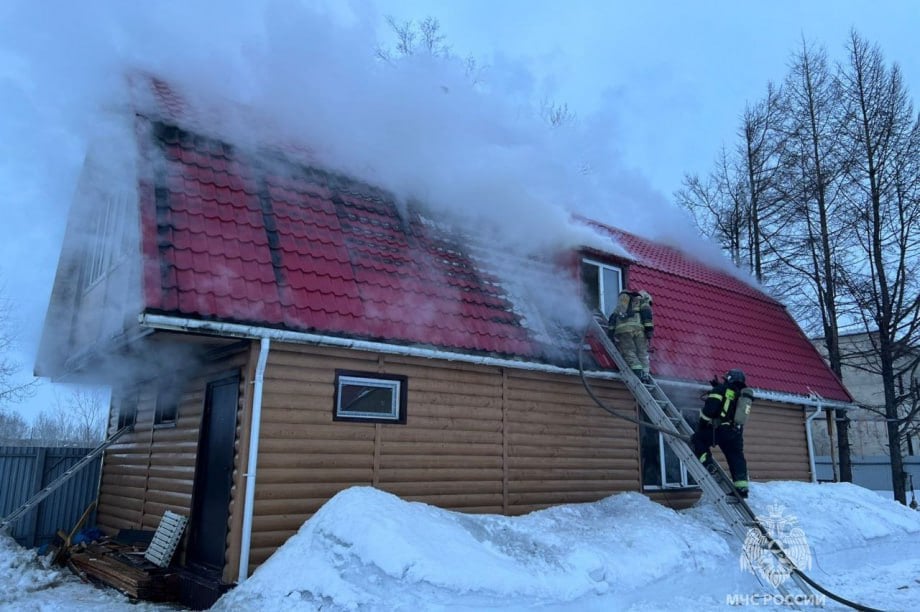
[700,382,745,425]
[609,291,654,337]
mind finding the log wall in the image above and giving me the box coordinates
[98,339,814,580]
[242,344,640,571]
[96,345,248,583]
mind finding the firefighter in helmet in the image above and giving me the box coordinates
[607,289,654,383]
[691,369,753,498]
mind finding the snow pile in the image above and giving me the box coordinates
[0,532,62,604]
[0,532,160,612]
[216,488,731,610]
[748,481,920,549]
[3,482,920,610]
[216,482,920,611]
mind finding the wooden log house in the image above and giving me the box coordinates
[37,79,854,597]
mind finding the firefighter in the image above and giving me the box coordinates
[691,369,752,498]
[607,289,654,382]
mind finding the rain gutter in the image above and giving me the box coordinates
[238,336,270,582]
[138,314,858,412]
[805,396,825,483]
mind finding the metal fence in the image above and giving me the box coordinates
[815,455,920,492]
[0,446,101,548]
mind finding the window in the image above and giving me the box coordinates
[580,258,623,318]
[154,379,181,427]
[82,192,132,290]
[334,371,408,424]
[640,408,698,489]
[116,392,138,430]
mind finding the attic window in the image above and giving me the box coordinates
[333,371,408,424]
[581,258,623,318]
[82,192,132,290]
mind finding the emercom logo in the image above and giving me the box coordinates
[740,503,812,587]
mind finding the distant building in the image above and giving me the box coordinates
[812,331,920,457]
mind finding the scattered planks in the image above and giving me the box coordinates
[68,539,180,602]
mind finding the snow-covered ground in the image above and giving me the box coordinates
[3,482,920,611]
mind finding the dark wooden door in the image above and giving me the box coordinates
[186,375,239,572]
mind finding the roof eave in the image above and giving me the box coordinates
[138,312,856,410]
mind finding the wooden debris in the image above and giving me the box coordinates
[67,539,180,602]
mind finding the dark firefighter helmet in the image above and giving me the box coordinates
[724,369,746,387]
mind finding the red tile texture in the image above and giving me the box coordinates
[603,227,851,402]
[142,122,537,359]
[136,102,850,402]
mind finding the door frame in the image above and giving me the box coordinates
[185,371,241,577]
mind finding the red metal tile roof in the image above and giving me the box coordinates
[143,122,538,359]
[598,227,851,402]
[137,101,851,403]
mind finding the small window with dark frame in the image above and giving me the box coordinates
[154,379,182,427]
[117,391,138,430]
[334,370,408,424]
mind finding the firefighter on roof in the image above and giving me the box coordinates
[691,369,754,498]
[607,289,654,383]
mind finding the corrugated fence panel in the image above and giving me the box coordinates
[0,447,38,545]
[0,446,101,548]
[35,448,101,547]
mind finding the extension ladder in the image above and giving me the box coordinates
[587,316,814,600]
[0,426,131,532]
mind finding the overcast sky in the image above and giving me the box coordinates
[1,0,918,424]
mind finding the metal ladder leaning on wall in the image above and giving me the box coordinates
[585,316,814,601]
[0,426,131,533]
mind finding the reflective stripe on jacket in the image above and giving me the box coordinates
[700,385,739,423]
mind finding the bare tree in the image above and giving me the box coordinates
[29,387,107,446]
[677,81,785,280]
[676,147,747,267]
[376,15,450,60]
[836,31,920,504]
[770,39,855,481]
[62,387,107,446]
[0,286,39,408]
[30,408,70,444]
[739,82,785,282]
[678,33,920,493]
[540,99,576,128]
[0,407,29,443]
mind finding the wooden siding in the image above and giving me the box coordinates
[97,346,248,583]
[242,344,641,571]
[744,400,811,482]
[504,369,640,514]
[71,257,140,352]
[98,339,814,580]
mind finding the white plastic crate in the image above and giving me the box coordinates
[144,510,188,568]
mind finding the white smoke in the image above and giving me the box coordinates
[2,0,725,383]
